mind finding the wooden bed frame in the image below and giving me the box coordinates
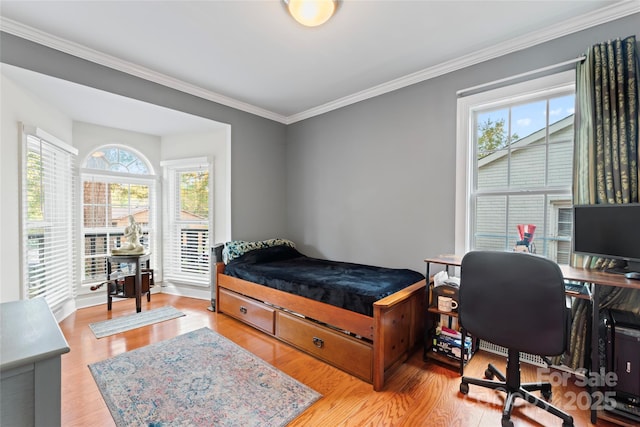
[214,261,426,391]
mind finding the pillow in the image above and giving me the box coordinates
[232,244,302,265]
[222,238,296,264]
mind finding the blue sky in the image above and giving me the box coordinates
[477,94,575,141]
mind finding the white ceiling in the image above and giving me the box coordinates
[1,0,639,131]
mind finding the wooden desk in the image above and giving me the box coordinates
[560,265,640,289]
[560,264,640,425]
[107,252,151,313]
[426,255,640,425]
[1,299,70,427]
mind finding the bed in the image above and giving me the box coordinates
[213,239,426,391]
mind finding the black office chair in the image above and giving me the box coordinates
[458,251,574,427]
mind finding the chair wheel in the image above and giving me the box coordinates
[501,417,514,427]
[460,382,469,395]
[484,368,494,379]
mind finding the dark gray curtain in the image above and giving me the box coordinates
[566,35,640,370]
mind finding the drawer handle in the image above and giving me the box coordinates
[239,306,248,314]
[312,337,324,348]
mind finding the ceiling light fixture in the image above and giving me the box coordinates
[283,0,340,27]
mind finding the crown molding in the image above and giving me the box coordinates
[2,1,639,126]
[0,16,289,124]
[285,1,640,124]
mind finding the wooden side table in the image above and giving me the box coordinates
[107,252,151,313]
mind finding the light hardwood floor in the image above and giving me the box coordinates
[59,293,619,427]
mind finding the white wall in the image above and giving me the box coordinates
[74,121,162,174]
[0,73,76,319]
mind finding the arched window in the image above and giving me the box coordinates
[84,145,152,174]
[81,145,156,288]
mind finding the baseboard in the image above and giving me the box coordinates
[160,281,210,300]
[52,298,77,322]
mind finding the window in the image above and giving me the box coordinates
[162,158,212,286]
[553,205,573,265]
[20,125,77,308]
[456,71,575,263]
[85,146,150,174]
[81,146,156,286]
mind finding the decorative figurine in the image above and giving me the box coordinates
[112,215,145,255]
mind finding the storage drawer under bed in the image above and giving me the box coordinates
[219,288,276,335]
[276,310,372,382]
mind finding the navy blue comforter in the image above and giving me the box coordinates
[223,245,424,317]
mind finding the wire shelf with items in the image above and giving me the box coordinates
[424,255,478,373]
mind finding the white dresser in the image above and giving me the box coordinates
[1,298,70,427]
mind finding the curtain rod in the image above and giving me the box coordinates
[457,56,586,97]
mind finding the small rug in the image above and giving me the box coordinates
[89,327,321,426]
[89,306,185,338]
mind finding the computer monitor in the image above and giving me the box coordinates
[572,203,640,275]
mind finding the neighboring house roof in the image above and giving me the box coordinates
[111,207,149,226]
[112,208,204,227]
[111,207,147,219]
[478,115,574,168]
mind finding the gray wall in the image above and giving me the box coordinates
[2,13,638,276]
[286,13,639,273]
[0,33,289,243]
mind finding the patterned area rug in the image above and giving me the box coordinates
[89,327,322,426]
[89,306,185,338]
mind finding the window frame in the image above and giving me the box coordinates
[455,71,575,259]
[162,157,213,287]
[79,146,157,291]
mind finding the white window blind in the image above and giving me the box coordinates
[162,158,212,286]
[81,173,154,284]
[21,126,77,309]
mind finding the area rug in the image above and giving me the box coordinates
[89,327,321,426]
[89,306,185,338]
